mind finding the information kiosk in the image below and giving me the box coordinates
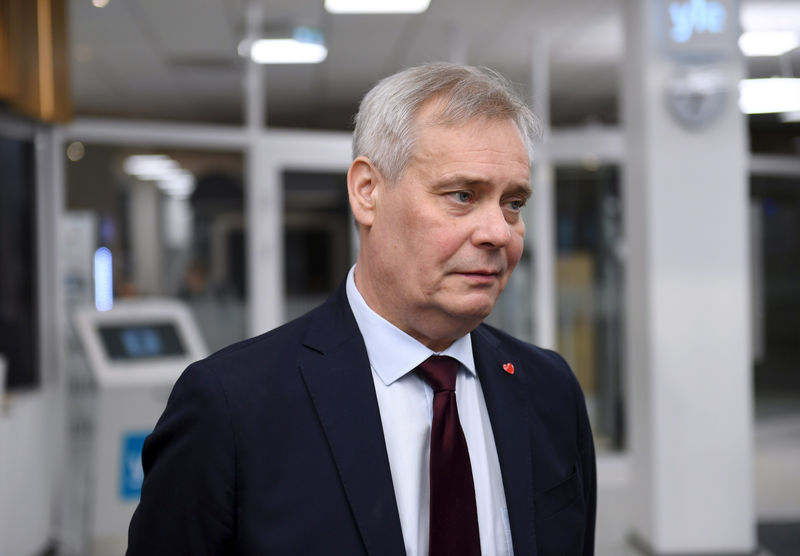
[73,298,207,555]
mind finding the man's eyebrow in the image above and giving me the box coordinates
[432,175,487,189]
[513,182,534,199]
[432,174,533,197]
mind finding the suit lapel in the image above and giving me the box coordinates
[472,326,538,556]
[298,285,405,556]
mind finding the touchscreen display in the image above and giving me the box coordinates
[99,323,185,361]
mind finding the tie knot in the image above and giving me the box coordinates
[416,355,459,392]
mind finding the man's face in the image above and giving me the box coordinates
[354,103,531,350]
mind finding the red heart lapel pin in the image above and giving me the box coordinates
[502,362,515,375]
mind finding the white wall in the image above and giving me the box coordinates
[0,124,67,556]
[0,390,60,556]
[622,0,755,552]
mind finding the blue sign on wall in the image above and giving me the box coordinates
[120,431,149,501]
[659,0,738,61]
[668,0,727,43]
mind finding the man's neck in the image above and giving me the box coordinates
[352,262,473,352]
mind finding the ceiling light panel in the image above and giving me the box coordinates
[248,39,328,64]
[741,3,800,32]
[739,31,799,57]
[325,0,431,14]
[739,78,800,114]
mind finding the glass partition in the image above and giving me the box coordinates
[65,143,246,354]
[750,176,800,395]
[555,164,624,450]
[282,170,353,320]
[0,137,38,389]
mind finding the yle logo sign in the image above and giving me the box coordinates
[668,0,728,44]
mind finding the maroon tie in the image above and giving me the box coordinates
[416,355,481,556]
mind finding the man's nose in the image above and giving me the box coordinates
[472,206,511,248]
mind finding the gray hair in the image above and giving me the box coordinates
[353,62,540,182]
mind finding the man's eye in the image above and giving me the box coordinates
[454,191,473,203]
[508,199,526,211]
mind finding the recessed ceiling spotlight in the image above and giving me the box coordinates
[66,142,85,162]
[92,0,110,8]
[325,0,431,14]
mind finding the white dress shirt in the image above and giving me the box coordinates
[346,266,513,556]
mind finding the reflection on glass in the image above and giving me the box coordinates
[485,249,533,342]
[65,146,246,353]
[556,164,624,450]
[751,177,800,396]
[0,137,37,389]
[283,171,352,320]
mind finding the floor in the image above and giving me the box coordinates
[595,394,800,556]
[753,393,800,556]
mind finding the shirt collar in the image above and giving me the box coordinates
[345,265,475,386]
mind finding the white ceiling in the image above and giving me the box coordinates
[68,0,800,130]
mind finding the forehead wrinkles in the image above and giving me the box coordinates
[412,99,524,153]
[412,119,527,167]
[394,100,528,187]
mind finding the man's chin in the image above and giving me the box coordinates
[444,295,499,324]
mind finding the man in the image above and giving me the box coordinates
[127,63,596,556]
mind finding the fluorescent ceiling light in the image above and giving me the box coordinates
[741,3,800,33]
[325,0,431,14]
[124,154,181,178]
[739,31,799,57]
[739,78,800,114]
[156,172,196,199]
[123,154,196,197]
[238,26,327,64]
[248,38,327,64]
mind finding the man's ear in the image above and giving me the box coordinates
[347,156,382,228]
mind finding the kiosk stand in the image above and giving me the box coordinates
[73,299,207,555]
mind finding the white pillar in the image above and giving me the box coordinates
[622,0,755,552]
[530,35,556,349]
[243,0,285,334]
[244,0,265,133]
[129,181,163,295]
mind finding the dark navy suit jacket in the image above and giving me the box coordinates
[127,283,596,555]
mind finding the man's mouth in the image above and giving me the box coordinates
[456,269,502,283]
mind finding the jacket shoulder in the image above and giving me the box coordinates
[206,309,314,361]
[474,323,580,391]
